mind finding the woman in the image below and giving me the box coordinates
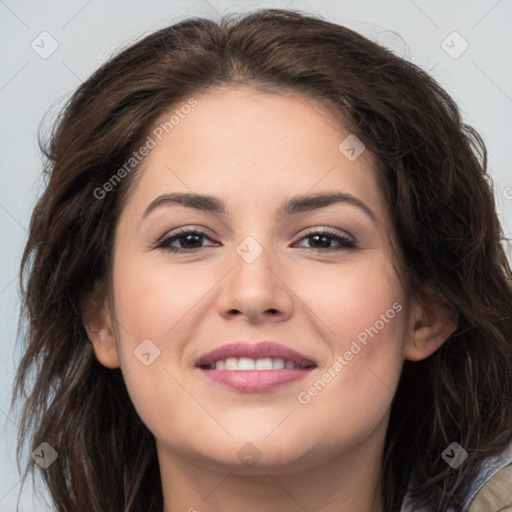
[12,8,512,512]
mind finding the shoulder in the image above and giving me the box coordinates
[400,438,512,512]
[467,438,512,512]
[468,463,512,512]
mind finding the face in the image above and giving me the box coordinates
[91,86,430,475]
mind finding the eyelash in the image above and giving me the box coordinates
[154,227,356,254]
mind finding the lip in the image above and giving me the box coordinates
[195,341,317,393]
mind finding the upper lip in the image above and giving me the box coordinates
[195,341,317,368]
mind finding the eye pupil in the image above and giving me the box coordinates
[181,233,202,248]
[309,234,330,248]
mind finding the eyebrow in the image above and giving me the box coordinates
[142,191,377,224]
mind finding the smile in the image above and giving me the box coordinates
[195,341,317,392]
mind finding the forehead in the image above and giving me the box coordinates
[123,86,386,221]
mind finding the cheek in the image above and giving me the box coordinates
[112,254,205,349]
[304,253,405,346]
[297,258,407,429]
[109,253,218,438]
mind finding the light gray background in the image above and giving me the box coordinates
[1,0,511,510]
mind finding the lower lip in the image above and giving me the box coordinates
[199,368,314,392]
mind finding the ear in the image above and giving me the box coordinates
[81,288,120,369]
[405,298,458,361]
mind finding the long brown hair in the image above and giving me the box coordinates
[12,8,512,512]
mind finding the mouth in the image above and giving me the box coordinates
[195,341,317,392]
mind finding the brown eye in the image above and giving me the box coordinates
[294,229,356,251]
[156,229,218,253]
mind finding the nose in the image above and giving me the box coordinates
[216,242,294,324]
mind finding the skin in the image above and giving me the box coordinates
[84,86,456,512]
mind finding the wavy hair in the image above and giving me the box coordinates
[12,8,512,512]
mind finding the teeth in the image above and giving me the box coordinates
[225,357,238,370]
[273,358,285,369]
[209,357,305,370]
[255,358,273,370]
[238,357,255,370]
